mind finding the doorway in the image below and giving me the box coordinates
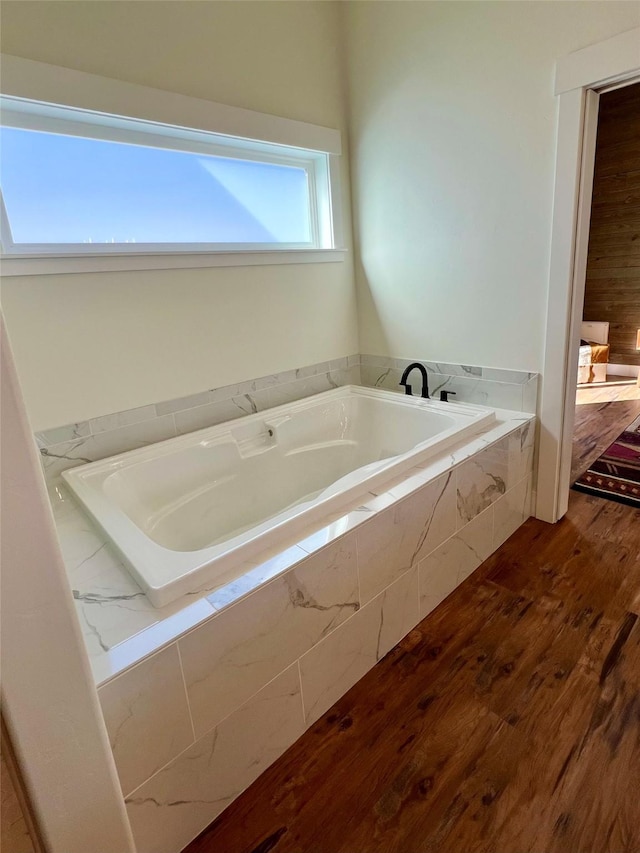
[536,26,640,524]
[570,82,640,494]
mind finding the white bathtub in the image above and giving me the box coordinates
[63,386,495,607]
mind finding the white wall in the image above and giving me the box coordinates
[1,315,136,853]
[344,1,640,372]
[0,0,357,431]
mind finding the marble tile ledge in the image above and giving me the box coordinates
[37,355,361,482]
[50,407,536,687]
[36,356,537,486]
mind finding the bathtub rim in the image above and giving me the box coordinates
[62,386,496,607]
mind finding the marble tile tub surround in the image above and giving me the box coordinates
[36,354,361,482]
[92,414,534,853]
[36,353,538,483]
[52,407,534,687]
[360,354,538,413]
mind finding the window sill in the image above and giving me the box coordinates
[0,248,347,277]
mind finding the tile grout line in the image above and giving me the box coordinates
[123,660,303,801]
[296,658,308,731]
[354,532,363,611]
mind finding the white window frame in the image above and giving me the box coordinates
[0,55,346,276]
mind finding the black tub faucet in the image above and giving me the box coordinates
[399,362,430,399]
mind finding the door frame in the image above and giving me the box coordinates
[535,27,640,523]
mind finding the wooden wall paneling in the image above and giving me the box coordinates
[583,82,640,367]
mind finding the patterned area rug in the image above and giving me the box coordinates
[573,414,640,508]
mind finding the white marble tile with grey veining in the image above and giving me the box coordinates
[456,436,512,527]
[89,404,157,434]
[493,476,533,550]
[98,644,194,797]
[356,471,456,604]
[299,567,419,726]
[250,368,296,390]
[154,360,328,416]
[508,421,536,485]
[205,545,309,611]
[73,565,160,660]
[295,360,333,380]
[518,417,535,453]
[329,366,360,388]
[266,371,345,408]
[423,361,484,379]
[125,664,304,853]
[52,488,159,652]
[155,388,217,417]
[343,365,362,385]
[361,355,535,385]
[40,414,177,481]
[375,564,420,658]
[413,429,510,479]
[427,374,524,411]
[522,375,539,414]
[368,466,436,502]
[359,353,391,367]
[359,488,400,513]
[419,504,494,619]
[418,555,460,621]
[51,485,123,586]
[359,354,402,369]
[294,505,379,554]
[360,363,533,411]
[35,420,91,448]
[179,535,359,737]
[173,399,245,435]
[94,599,216,687]
[360,364,404,393]
[51,486,215,677]
[453,504,494,581]
[36,357,533,459]
[173,390,271,435]
[482,367,534,384]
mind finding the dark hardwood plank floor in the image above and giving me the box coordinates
[571,397,640,483]
[183,479,640,853]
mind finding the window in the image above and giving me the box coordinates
[1,125,315,248]
[0,56,344,274]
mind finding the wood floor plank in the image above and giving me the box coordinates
[544,660,640,853]
[571,398,640,483]
[478,670,609,853]
[331,702,509,853]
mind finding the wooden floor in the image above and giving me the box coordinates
[571,395,640,483]
[184,409,640,853]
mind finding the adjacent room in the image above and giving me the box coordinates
[572,82,640,503]
[1,3,639,853]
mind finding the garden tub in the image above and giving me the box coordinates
[63,385,495,607]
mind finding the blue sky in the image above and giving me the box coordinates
[0,127,311,245]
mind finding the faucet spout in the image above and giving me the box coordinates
[399,362,430,399]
